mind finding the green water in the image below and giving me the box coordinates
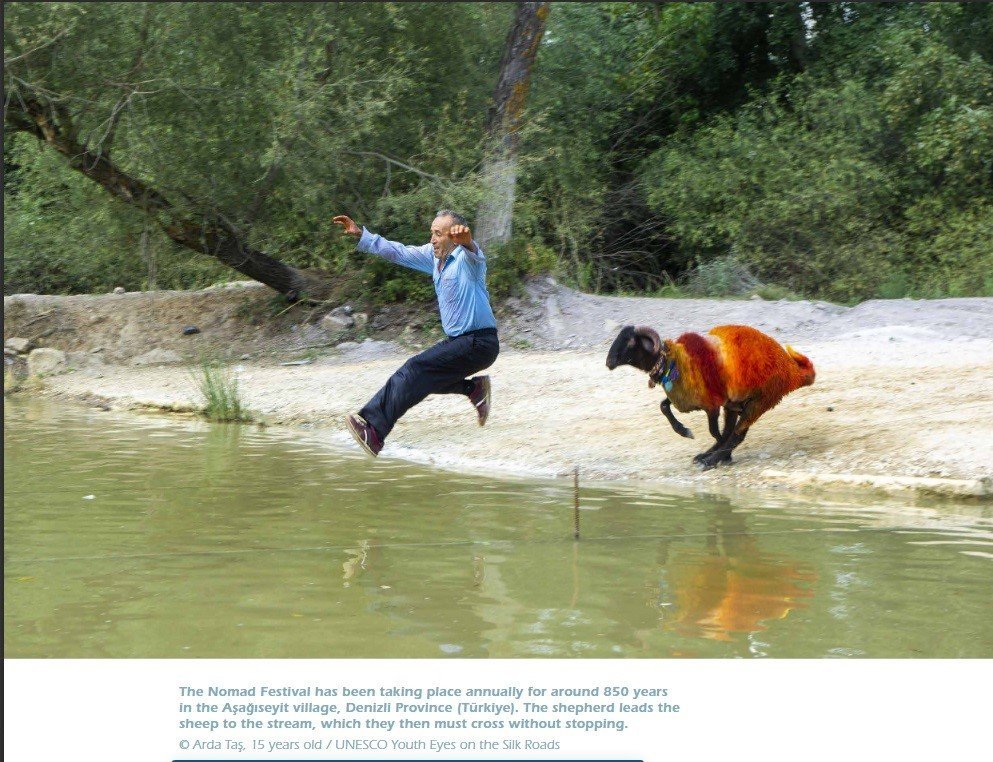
[4,398,992,658]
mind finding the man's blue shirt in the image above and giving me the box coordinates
[357,227,498,337]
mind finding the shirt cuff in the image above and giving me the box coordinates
[357,226,374,251]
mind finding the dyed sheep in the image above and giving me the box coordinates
[606,324,815,469]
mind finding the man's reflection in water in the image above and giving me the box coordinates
[664,502,817,643]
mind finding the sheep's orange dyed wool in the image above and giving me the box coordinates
[674,332,726,408]
[706,325,815,428]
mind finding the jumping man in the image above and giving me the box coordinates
[332,211,499,457]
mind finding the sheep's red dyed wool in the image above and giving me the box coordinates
[606,323,815,470]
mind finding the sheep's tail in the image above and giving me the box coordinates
[786,345,816,387]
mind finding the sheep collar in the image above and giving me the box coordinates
[648,355,680,392]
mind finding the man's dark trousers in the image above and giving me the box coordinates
[360,327,498,441]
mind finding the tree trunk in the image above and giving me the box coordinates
[475,2,550,252]
[6,93,333,301]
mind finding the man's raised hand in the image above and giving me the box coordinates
[332,215,362,239]
[450,224,475,251]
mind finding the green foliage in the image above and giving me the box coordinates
[3,1,505,295]
[486,239,559,300]
[640,7,993,303]
[680,256,762,298]
[4,1,991,304]
[3,135,231,293]
[904,201,993,298]
[642,77,905,302]
[190,358,250,423]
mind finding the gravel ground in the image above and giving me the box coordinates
[6,280,993,499]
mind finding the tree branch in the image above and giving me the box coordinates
[341,149,449,182]
[96,3,154,155]
[4,86,334,300]
[3,28,71,67]
[242,20,323,227]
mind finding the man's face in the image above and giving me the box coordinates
[430,216,456,259]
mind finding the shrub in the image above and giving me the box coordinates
[190,358,251,423]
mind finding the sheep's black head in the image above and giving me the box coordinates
[606,325,663,372]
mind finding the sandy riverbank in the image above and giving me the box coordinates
[6,279,993,499]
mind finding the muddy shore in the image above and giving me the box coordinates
[5,279,992,499]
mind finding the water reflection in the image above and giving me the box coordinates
[662,503,816,643]
[5,398,992,658]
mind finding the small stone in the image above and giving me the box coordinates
[4,337,32,354]
[182,326,200,335]
[27,347,67,376]
[826,406,834,412]
[113,287,125,294]
[322,312,354,330]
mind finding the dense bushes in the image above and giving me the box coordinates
[4,3,991,303]
[639,23,993,302]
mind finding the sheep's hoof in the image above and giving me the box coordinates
[677,426,694,440]
[696,452,732,471]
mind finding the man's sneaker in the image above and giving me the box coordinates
[345,413,383,457]
[468,375,491,426]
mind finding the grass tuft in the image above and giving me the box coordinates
[190,357,251,422]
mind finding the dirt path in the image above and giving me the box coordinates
[6,280,993,499]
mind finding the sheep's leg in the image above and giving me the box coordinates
[707,409,721,441]
[691,409,726,461]
[695,406,741,469]
[704,428,750,467]
[696,405,739,453]
[717,407,748,459]
[729,427,749,451]
[697,403,759,470]
[660,398,694,439]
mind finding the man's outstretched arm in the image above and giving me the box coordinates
[332,215,434,274]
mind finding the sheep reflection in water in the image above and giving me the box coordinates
[663,506,817,643]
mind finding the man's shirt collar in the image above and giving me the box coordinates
[436,246,465,274]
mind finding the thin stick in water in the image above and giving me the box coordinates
[573,465,580,540]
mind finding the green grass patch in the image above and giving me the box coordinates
[189,357,251,423]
